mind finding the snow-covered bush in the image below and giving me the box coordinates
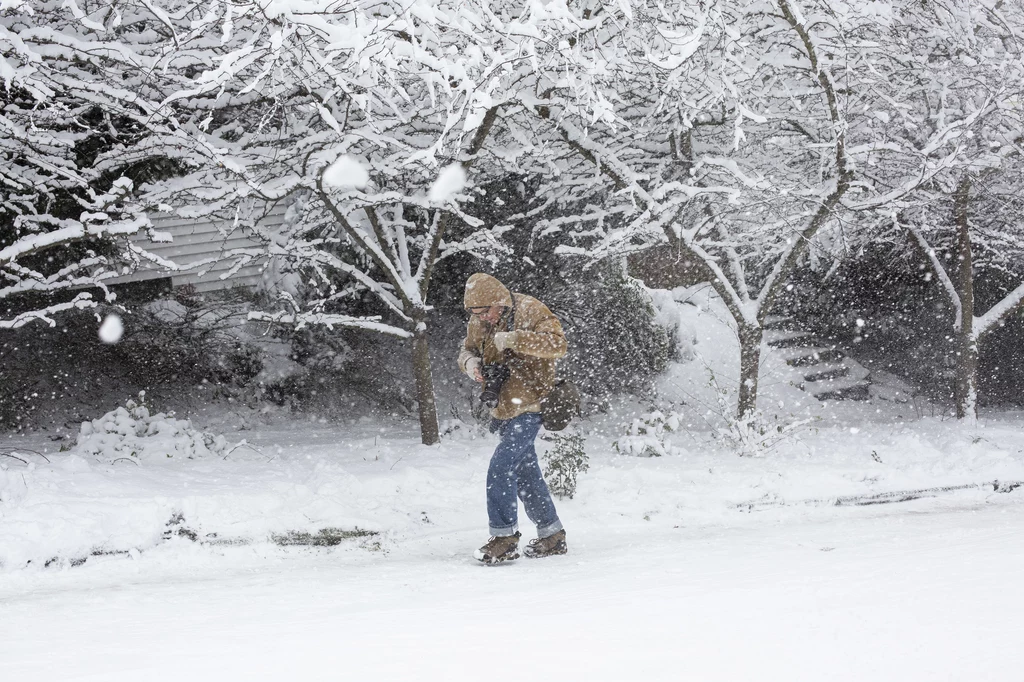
[76,394,231,463]
[120,289,266,389]
[716,410,815,458]
[542,433,589,499]
[613,411,683,458]
[261,326,416,416]
[560,272,675,398]
[703,363,814,457]
[0,289,270,430]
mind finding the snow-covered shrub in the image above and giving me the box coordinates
[119,289,265,389]
[76,393,231,463]
[716,410,815,458]
[613,410,683,458]
[542,433,589,499]
[262,325,416,415]
[703,362,814,457]
[556,271,675,398]
[468,209,675,400]
[0,289,270,431]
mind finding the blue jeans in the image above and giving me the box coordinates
[486,412,563,538]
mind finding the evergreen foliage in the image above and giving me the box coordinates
[461,176,675,399]
[542,433,589,500]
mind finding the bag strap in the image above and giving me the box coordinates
[507,293,518,332]
[501,294,519,361]
[477,294,519,360]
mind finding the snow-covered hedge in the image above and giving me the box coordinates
[76,394,230,463]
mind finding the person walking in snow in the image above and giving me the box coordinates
[458,273,569,564]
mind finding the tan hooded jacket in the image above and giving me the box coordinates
[457,273,567,420]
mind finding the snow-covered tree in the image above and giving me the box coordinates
[136,1,517,444]
[886,0,1024,421]
[1,0,180,329]
[487,0,985,418]
[14,0,1021,432]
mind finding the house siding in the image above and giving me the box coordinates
[108,203,291,294]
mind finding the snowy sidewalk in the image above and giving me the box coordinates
[3,496,1023,682]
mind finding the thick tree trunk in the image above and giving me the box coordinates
[410,313,440,445]
[955,327,979,422]
[737,324,763,419]
[952,177,978,422]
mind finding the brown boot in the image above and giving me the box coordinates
[524,529,567,558]
[473,532,521,564]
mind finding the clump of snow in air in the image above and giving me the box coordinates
[428,164,466,202]
[99,314,124,344]
[322,155,369,189]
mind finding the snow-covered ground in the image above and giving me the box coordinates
[4,497,1023,682]
[3,287,1024,680]
[4,411,1024,681]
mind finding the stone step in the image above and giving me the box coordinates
[762,315,798,331]
[764,319,874,402]
[803,359,870,383]
[783,347,844,367]
[813,380,871,401]
[765,330,817,349]
[804,364,849,382]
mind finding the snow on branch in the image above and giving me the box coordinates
[907,222,964,330]
[129,2,510,342]
[975,282,1024,340]
[0,0,190,328]
[247,311,412,338]
[0,294,97,330]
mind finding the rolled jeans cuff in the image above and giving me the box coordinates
[488,523,519,537]
[536,519,563,539]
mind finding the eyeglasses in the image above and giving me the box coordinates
[467,306,491,316]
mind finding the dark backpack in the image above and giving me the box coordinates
[541,377,580,431]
